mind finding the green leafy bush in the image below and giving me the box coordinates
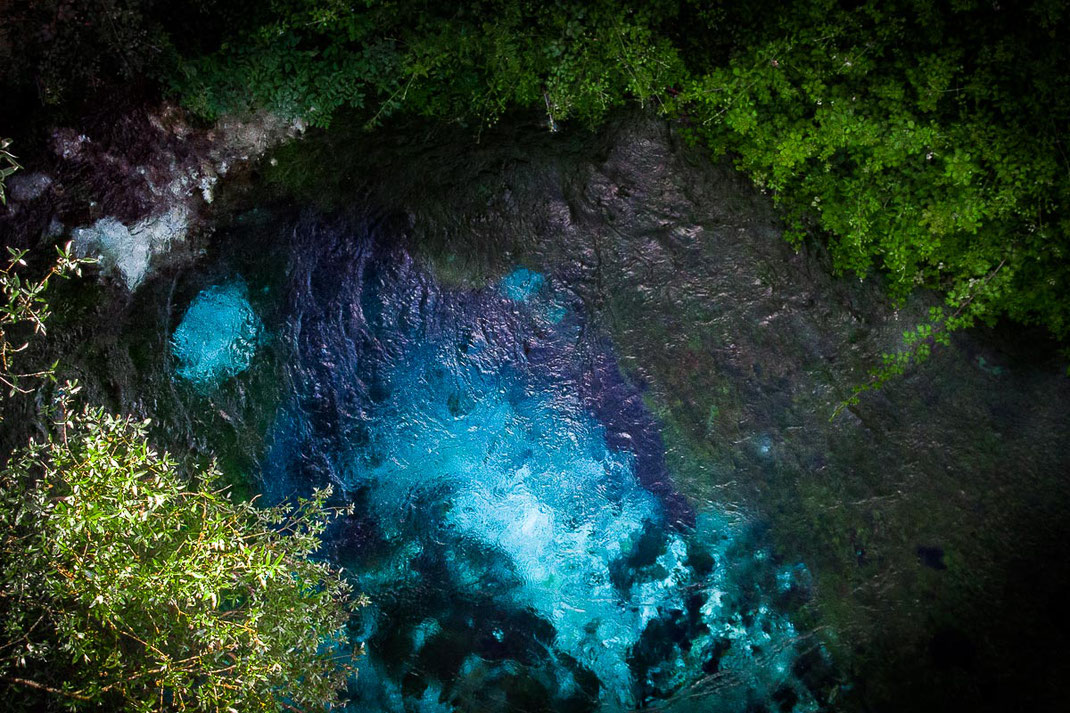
[0,396,358,711]
[0,243,89,396]
[176,0,687,128]
[0,0,174,110]
[0,139,20,206]
[671,0,1070,392]
[1,158,357,710]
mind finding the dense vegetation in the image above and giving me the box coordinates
[0,249,356,709]
[0,405,356,711]
[0,140,19,206]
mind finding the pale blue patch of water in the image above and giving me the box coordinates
[498,267,545,302]
[332,325,819,711]
[497,267,567,323]
[344,345,663,703]
[756,433,774,457]
[778,562,812,593]
[172,280,261,389]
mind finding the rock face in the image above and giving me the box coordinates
[72,207,190,290]
[4,172,53,203]
[2,105,305,291]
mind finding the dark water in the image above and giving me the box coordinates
[173,218,833,711]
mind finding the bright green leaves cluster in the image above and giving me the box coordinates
[396,1,686,127]
[680,12,1008,300]
[669,0,1070,392]
[0,138,20,206]
[0,243,90,397]
[177,4,395,128]
[0,399,358,711]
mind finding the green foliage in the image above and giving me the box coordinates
[0,139,21,206]
[0,243,91,397]
[0,1,175,110]
[672,0,1070,385]
[176,0,687,128]
[0,392,359,711]
[834,259,1011,415]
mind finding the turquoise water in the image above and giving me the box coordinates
[171,280,261,389]
[498,267,567,323]
[498,266,545,302]
[175,226,832,710]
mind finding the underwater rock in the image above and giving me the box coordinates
[68,112,1070,712]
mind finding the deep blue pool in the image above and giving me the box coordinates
[173,219,833,711]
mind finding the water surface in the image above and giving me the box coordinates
[176,219,832,711]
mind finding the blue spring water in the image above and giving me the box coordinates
[171,280,261,389]
[497,266,568,324]
[180,220,833,711]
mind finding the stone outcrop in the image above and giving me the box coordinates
[1,105,305,290]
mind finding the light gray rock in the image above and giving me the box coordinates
[60,105,305,290]
[71,206,189,290]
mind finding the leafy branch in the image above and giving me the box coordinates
[1,392,361,711]
[0,138,21,206]
[0,244,94,398]
[833,258,1009,418]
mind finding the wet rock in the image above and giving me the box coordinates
[72,206,190,290]
[51,129,90,160]
[2,104,306,288]
[5,172,53,203]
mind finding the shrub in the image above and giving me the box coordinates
[672,0,1070,396]
[0,139,20,206]
[0,395,358,710]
